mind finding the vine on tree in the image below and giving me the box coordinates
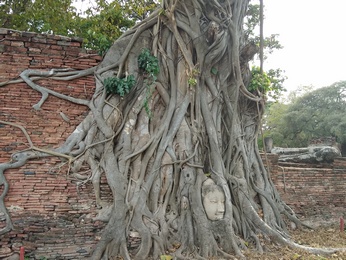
[138,48,160,117]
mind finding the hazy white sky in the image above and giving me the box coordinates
[263,0,346,92]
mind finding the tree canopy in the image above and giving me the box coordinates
[73,0,158,55]
[0,0,78,35]
[263,81,346,148]
[0,0,157,55]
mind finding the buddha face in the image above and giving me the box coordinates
[202,180,225,221]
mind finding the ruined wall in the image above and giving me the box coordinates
[0,28,109,259]
[264,154,346,222]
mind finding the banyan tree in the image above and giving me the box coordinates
[1,0,346,259]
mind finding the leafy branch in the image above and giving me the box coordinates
[248,66,287,100]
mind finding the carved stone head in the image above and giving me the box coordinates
[202,179,225,221]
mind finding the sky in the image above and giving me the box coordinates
[263,0,346,92]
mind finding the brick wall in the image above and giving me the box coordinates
[0,28,110,259]
[264,154,346,222]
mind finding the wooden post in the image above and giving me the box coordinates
[341,217,344,232]
[20,246,25,260]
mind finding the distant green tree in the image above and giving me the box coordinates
[0,0,28,29]
[260,85,313,149]
[263,81,346,148]
[259,101,289,148]
[0,0,78,35]
[73,0,157,55]
[0,0,157,55]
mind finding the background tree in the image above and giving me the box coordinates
[0,0,157,55]
[263,82,346,150]
[0,0,78,35]
[1,0,344,259]
[259,85,312,149]
[73,0,158,55]
[259,101,289,148]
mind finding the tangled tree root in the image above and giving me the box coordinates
[1,0,346,259]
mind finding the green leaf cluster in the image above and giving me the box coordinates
[248,66,287,100]
[188,77,197,86]
[138,48,160,77]
[104,75,135,97]
[187,68,200,86]
[248,66,271,92]
[160,255,173,260]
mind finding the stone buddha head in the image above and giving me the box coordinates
[202,179,225,220]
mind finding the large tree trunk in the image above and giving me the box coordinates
[2,0,345,259]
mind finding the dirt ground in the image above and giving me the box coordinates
[244,221,346,260]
